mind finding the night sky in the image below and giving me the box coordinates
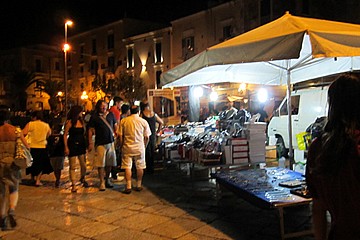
[1,0,224,50]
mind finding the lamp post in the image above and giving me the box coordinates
[64,20,73,115]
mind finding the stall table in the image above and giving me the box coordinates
[213,167,313,240]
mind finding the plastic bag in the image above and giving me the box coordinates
[296,132,311,150]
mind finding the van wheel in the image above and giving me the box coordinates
[276,137,288,158]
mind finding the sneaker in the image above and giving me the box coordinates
[105,179,114,188]
[99,181,106,191]
[122,188,132,194]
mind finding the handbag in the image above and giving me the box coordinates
[14,128,33,169]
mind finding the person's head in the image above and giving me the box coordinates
[67,105,83,126]
[325,73,360,133]
[130,105,140,115]
[0,108,10,126]
[95,100,108,114]
[113,96,123,108]
[140,101,150,112]
[121,104,130,116]
[31,110,44,121]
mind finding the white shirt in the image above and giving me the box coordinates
[118,114,151,156]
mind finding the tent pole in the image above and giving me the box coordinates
[286,66,294,170]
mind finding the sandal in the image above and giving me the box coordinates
[123,188,132,194]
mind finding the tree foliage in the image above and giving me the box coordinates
[11,70,36,110]
[114,72,147,104]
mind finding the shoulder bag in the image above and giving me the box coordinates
[14,127,33,169]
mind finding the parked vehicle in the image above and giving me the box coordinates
[267,85,329,157]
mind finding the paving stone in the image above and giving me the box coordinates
[146,217,206,238]
[178,232,225,240]
[0,230,40,240]
[155,205,189,218]
[112,212,171,231]
[67,221,119,238]
[36,229,82,240]
[93,227,171,240]
[95,209,138,224]
[15,217,55,235]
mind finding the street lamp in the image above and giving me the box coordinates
[64,20,73,114]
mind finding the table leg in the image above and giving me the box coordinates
[278,207,285,240]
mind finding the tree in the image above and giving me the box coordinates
[43,79,64,111]
[10,70,36,110]
[114,72,147,104]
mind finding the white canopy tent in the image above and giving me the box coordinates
[161,12,360,166]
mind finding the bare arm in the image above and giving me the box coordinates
[144,136,149,148]
[22,123,29,137]
[19,132,30,149]
[63,120,71,156]
[155,114,164,134]
[87,127,95,152]
[312,199,328,240]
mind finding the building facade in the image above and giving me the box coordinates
[0,44,63,111]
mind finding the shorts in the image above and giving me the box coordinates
[93,143,117,168]
[121,153,146,170]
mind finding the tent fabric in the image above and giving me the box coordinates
[161,12,360,88]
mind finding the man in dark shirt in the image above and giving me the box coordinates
[88,100,117,191]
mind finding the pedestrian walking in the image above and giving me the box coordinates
[87,100,117,191]
[22,111,52,187]
[64,105,88,192]
[118,105,151,194]
[0,108,29,230]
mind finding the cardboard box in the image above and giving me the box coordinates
[266,145,277,159]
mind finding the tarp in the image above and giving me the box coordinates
[160,12,360,167]
[161,12,360,88]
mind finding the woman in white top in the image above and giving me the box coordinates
[22,111,52,186]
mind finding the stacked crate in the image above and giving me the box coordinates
[244,122,267,165]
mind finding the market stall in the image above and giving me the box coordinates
[161,12,360,168]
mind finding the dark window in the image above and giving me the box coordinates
[80,45,84,59]
[108,56,115,72]
[35,59,42,72]
[55,61,60,71]
[80,66,84,77]
[90,60,98,72]
[223,25,232,40]
[127,48,133,68]
[280,96,300,115]
[156,70,162,87]
[155,42,162,63]
[182,36,194,60]
[92,39,97,55]
[107,33,114,49]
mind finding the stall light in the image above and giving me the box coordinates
[257,88,268,103]
[194,86,203,98]
[134,100,140,106]
[238,82,247,92]
[210,91,218,101]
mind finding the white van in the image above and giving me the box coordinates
[267,85,329,156]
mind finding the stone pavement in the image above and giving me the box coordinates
[0,159,315,240]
